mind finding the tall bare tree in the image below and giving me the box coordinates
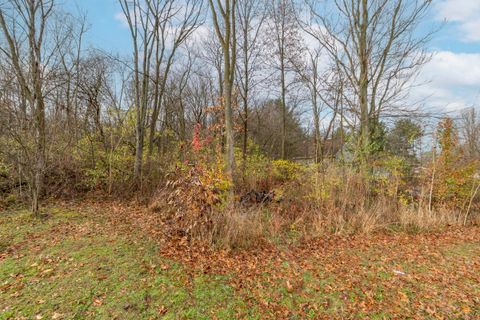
[266,0,304,159]
[303,0,433,163]
[119,0,204,183]
[53,11,88,130]
[118,0,156,184]
[0,0,55,214]
[146,0,204,158]
[208,0,237,188]
[235,0,266,170]
[292,48,343,163]
[461,108,480,160]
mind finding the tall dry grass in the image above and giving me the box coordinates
[150,160,479,248]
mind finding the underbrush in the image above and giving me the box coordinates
[149,154,480,249]
[3,121,479,250]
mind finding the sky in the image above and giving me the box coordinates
[64,0,480,114]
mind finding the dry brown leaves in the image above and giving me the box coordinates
[35,201,480,319]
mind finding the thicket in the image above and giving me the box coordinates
[1,112,478,249]
[0,0,479,249]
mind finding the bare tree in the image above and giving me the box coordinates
[146,0,204,158]
[291,47,333,163]
[461,107,480,160]
[196,31,228,151]
[53,11,88,130]
[118,0,156,184]
[0,0,56,214]
[303,0,433,163]
[184,68,214,127]
[265,0,304,159]
[77,54,110,146]
[208,0,237,189]
[118,0,204,183]
[161,51,195,146]
[235,0,266,170]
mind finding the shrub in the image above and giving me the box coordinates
[236,142,272,190]
[150,129,231,243]
[271,159,302,183]
[425,118,480,210]
[73,133,135,194]
[150,164,225,242]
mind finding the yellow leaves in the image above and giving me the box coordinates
[271,159,302,182]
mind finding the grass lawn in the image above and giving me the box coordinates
[1,203,479,319]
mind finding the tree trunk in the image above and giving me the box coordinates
[312,97,321,163]
[209,0,237,193]
[242,106,248,172]
[280,53,287,160]
[359,0,370,163]
[240,18,251,175]
[223,41,236,187]
[30,2,46,216]
[134,123,144,182]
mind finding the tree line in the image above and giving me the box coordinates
[0,0,478,215]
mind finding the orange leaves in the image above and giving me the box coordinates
[150,161,229,243]
[93,298,103,306]
[397,290,410,304]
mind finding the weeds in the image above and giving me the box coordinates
[149,152,479,248]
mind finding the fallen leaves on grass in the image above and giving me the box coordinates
[2,201,479,319]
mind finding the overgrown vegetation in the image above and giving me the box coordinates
[1,108,480,247]
[1,0,479,318]
[0,0,479,248]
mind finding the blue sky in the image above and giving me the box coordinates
[64,0,480,112]
[64,0,131,55]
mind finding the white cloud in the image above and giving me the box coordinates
[423,51,480,87]
[114,12,129,28]
[412,51,480,111]
[435,0,480,42]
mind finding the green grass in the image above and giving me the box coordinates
[0,208,250,319]
[1,206,479,319]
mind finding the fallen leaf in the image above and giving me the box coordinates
[398,291,409,303]
[462,306,471,314]
[158,305,167,315]
[286,280,293,293]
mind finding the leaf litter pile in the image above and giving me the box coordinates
[1,201,479,319]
